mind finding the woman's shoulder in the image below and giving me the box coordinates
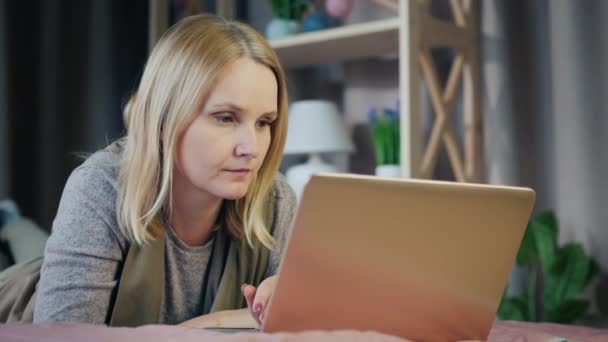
[270,173,296,202]
[268,172,297,232]
[52,140,128,250]
[78,140,124,178]
[63,140,125,219]
[269,173,297,221]
[265,173,297,275]
[59,143,123,205]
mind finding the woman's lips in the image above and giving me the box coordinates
[224,169,251,177]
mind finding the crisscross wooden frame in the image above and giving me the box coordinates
[400,0,481,182]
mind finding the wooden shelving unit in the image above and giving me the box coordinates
[270,18,399,68]
[269,0,482,182]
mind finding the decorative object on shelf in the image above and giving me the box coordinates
[374,164,401,178]
[283,100,354,199]
[325,0,354,18]
[498,210,601,324]
[324,0,396,19]
[266,0,309,39]
[301,4,331,32]
[368,101,400,177]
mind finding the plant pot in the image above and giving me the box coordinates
[265,18,300,40]
[375,164,401,178]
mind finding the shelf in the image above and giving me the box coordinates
[269,18,400,68]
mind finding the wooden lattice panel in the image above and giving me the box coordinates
[417,0,482,182]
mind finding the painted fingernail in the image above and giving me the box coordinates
[254,303,262,314]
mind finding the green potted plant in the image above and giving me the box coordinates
[498,210,601,324]
[368,101,400,177]
[266,0,310,39]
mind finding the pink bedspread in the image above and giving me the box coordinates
[0,320,606,341]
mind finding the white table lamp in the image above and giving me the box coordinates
[283,100,354,199]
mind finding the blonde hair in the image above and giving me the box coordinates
[116,14,288,249]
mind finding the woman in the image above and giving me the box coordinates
[33,14,296,327]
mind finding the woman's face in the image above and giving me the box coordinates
[175,57,278,200]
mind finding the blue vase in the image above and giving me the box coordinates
[302,10,330,32]
[265,18,300,40]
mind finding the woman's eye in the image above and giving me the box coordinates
[256,119,273,128]
[214,113,235,124]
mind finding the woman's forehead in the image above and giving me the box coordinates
[203,58,278,112]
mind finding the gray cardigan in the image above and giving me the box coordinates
[33,147,297,325]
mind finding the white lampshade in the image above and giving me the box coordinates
[284,100,354,155]
[283,100,354,200]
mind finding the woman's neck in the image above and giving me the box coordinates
[170,173,223,247]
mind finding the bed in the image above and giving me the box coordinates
[1,320,607,342]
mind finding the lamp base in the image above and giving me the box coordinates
[286,154,338,200]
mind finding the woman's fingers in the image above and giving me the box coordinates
[242,284,256,307]
[252,276,277,322]
[241,276,278,325]
[241,284,259,324]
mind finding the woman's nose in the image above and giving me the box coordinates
[234,127,259,159]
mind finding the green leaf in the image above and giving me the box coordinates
[527,266,537,321]
[516,222,535,266]
[267,0,308,20]
[268,0,279,16]
[508,209,600,324]
[544,299,590,324]
[394,125,400,164]
[498,296,529,321]
[268,0,287,18]
[534,210,558,239]
[383,123,394,164]
[552,243,591,303]
[517,211,559,267]
[292,0,309,20]
[373,120,400,165]
[372,125,386,165]
[530,220,557,274]
[544,265,560,311]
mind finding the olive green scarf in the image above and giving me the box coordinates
[110,196,275,327]
[109,222,272,326]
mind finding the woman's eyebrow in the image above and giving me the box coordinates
[264,111,279,119]
[211,102,278,118]
[210,102,244,112]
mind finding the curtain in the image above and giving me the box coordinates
[0,0,149,230]
[482,0,608,313]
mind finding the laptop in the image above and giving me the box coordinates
[254,173,535,341]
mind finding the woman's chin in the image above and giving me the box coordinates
[207,179,252,200]
[222,192,247,200]
[218,187,249,200]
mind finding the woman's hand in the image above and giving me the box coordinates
[241,275,277,326]
[178,275,278,329]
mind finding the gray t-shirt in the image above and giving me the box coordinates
[33,147,297,325]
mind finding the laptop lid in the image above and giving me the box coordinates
[262,173,535,341]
